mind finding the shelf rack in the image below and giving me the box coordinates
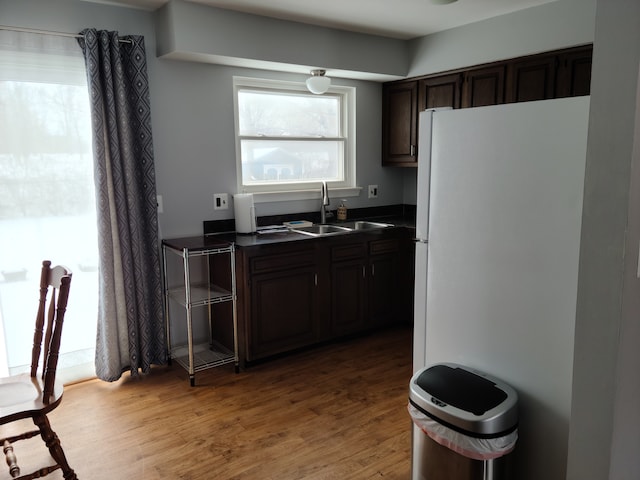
[162,236,239,386]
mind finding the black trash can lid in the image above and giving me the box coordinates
[409,363,518,438]
[416,364,507,415]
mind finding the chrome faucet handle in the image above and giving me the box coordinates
[321,181,330,206]
[320,181,331,223]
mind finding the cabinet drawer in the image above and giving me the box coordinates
[250,250,315,274]
[369,238,400,256]
[331,243,367,261]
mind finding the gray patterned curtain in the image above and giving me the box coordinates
[78,29,166,381]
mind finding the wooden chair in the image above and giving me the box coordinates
[0,260,77,480]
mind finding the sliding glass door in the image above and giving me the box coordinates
[0,30,97,381]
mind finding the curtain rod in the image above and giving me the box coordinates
[0,25,133,44]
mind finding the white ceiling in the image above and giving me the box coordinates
[86,0,556,40]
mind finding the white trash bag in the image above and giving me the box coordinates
[408,402,518,461]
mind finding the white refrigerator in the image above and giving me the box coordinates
[412,97,590,480]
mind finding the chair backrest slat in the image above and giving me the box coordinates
[41,293,56,380]
[29,260,72,403]
[43,275,70,400]
[30,261,51,378]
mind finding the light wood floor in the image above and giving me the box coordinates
[4,326,414,479]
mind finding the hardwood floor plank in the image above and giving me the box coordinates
[2,326,413,479]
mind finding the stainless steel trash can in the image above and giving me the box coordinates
[409,363,518,480]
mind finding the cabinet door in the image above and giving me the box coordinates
[418,73,462,110]
[462,65,506,108]
[248,266,319,360]
[331,259,367,336]
[506,55,556,103]
[367,238,404,328]
[330,242,367,336]
[382,81,418,166]
[368,253,398,328]
[555,46,592,98]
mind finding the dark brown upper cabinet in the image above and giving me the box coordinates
[382,81,418,166]
[381,74,463,167]
[418,73,462,110]
[461,65,506,108]
[505,46,593,103]
[506,54,557,103]
[555,46,593,98]
[382,45,592,167]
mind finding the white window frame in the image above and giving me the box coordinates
[233,76,360,203]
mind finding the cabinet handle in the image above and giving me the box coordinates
[410,144,416,157]
[362,266,366,278]
[314,273,318,286]
[371,264,375,277]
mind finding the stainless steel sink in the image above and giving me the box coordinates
[351,221,393,230]
[290,224,353,237]
[289,221,393,237]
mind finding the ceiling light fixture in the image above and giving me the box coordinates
[306,69,331,94]
[430,0,458,4]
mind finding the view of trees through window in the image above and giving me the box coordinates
[0,37,98,379]
[0,82,94,218]
[236,86,347,189]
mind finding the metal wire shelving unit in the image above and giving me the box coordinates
[162,237,238,386]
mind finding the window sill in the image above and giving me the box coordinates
[252,187,362,204]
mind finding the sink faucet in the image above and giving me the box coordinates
[320,181,333,224]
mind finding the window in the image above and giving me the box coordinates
[233,77,356,199]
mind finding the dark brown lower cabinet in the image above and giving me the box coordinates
[331,243,367,336]
[330,234,412,337]
[238,245,321,362]
[249,266,320,360]
[368,239,402,328]
[237,228,413,363]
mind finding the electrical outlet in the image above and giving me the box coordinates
[156,195,163,214]
[368,185,378,199]
[214,193,229,210]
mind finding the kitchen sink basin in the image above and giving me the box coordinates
[289,221,393,237]
[351,221,393,230]
[290,224,352,237]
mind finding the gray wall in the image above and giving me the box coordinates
[156,0,408,81]
[407,0,596,78]
[567,1,640,478]
[151,61,401,237]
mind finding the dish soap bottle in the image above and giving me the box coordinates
[337,199,347,221]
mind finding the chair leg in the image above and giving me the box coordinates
[2,439,20,478]
[33,414,78,480]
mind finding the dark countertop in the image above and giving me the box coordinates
[191,204,417,249]
[214,215,415,248]
[163,214,416,251]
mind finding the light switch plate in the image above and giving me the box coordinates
[368,185,378,199]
